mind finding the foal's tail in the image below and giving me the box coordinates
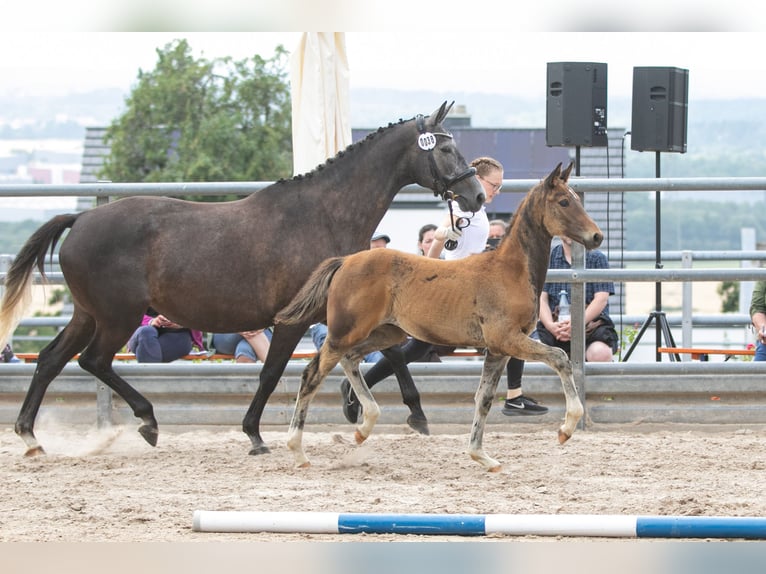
[0,213,79,348]
[275,256,346,326]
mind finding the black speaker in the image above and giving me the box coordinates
[631,66,688,153]
[546,62,608,147]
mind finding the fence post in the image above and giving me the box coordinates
[681,250,693,355]
[570,241,587,428]
[93,194,114,427]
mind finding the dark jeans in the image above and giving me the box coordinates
[361,338,436,387]
[127,326,193,363]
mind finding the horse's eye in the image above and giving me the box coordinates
[559,198,570,207]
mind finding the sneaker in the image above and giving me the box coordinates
[501,395,549,416]
[340,379,361,423]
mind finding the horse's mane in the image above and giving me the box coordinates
[274,117,413,186]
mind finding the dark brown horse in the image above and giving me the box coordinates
[275,162,603,471]
[0,101,484,457]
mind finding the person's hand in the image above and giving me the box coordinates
[152,314,181,328]
[240,330,264,339]
[554,319,571,342]
[758,326,766,344]
[434,225,461,242]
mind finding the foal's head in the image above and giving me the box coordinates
[540,162,603,250]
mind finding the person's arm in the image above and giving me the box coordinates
[538,292,556,331]
[753,313,766,343]
[584,291,609,324]
[750,282,766,342]
[427,214,460,259]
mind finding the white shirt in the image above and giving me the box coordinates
[444,205,489,261]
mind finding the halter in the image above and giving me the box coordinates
[415,114,476,199]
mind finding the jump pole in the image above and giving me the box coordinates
[192,511,766,539]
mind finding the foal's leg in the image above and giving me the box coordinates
[286,347,344,468]
[510,336,583,443]
[339,354,381,444]
[15,310,95,456]
[467,354,508,472]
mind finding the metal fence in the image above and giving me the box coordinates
[2,177,766,429]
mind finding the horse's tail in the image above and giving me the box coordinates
[0,213,79,348]
[275,256,346,326]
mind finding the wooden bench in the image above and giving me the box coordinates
[14,348,484,364]
[657,347,755,361]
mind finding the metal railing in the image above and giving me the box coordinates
[2,177,766,428]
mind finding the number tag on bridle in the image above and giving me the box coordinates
[418,132,437,151]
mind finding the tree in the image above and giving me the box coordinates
[101,39,292,193]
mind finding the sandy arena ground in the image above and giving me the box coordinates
[1,417,765,543]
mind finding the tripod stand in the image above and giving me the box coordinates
[621,151,681,362]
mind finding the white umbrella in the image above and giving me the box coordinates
[290,33,351,176]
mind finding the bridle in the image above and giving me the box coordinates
[415,114,476,200]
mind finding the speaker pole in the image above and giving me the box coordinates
[575,145,581,176]
[621,151,680,362]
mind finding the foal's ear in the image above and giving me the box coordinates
[561,161,575,182]
[429,101,453,126]
[544,162,564,188]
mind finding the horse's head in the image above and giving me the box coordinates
[541,162,603,249]
[412,102,485,212]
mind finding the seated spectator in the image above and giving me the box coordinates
[211,330,271,363]
[1,343,20,363]
[749,280,766,361]
[502,236,618,416]
[127,308,204,363]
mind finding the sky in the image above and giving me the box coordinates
[2,31,766,102]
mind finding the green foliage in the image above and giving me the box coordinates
[617,323,639,360]
[101,39,293,196]
[0,220,50,254]
[12,311,60,353]
[625,193,766,251]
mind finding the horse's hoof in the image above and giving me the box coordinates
[297,461,311,469]
[406,415,430,436]
[557,429,571,444]
[488,464,502,473]
[248,445,271,456]
[24,446,45,457]
[354,430,367,444]
[138,424,158,447]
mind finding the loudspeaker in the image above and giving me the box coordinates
[631,66,688,153]
[546,62,608,147]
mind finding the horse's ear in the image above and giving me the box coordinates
[544,162,563,188]
[430,101,453,125]
[561,161,575,182]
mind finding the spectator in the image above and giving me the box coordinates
[370,231,390,250]
[1,343,20,363]
[127,308,204,363]
[749,281,766,361]
[417,223,437,256]
[502,236,618,416]
[485,218,508,251]
[211,330,271,363]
